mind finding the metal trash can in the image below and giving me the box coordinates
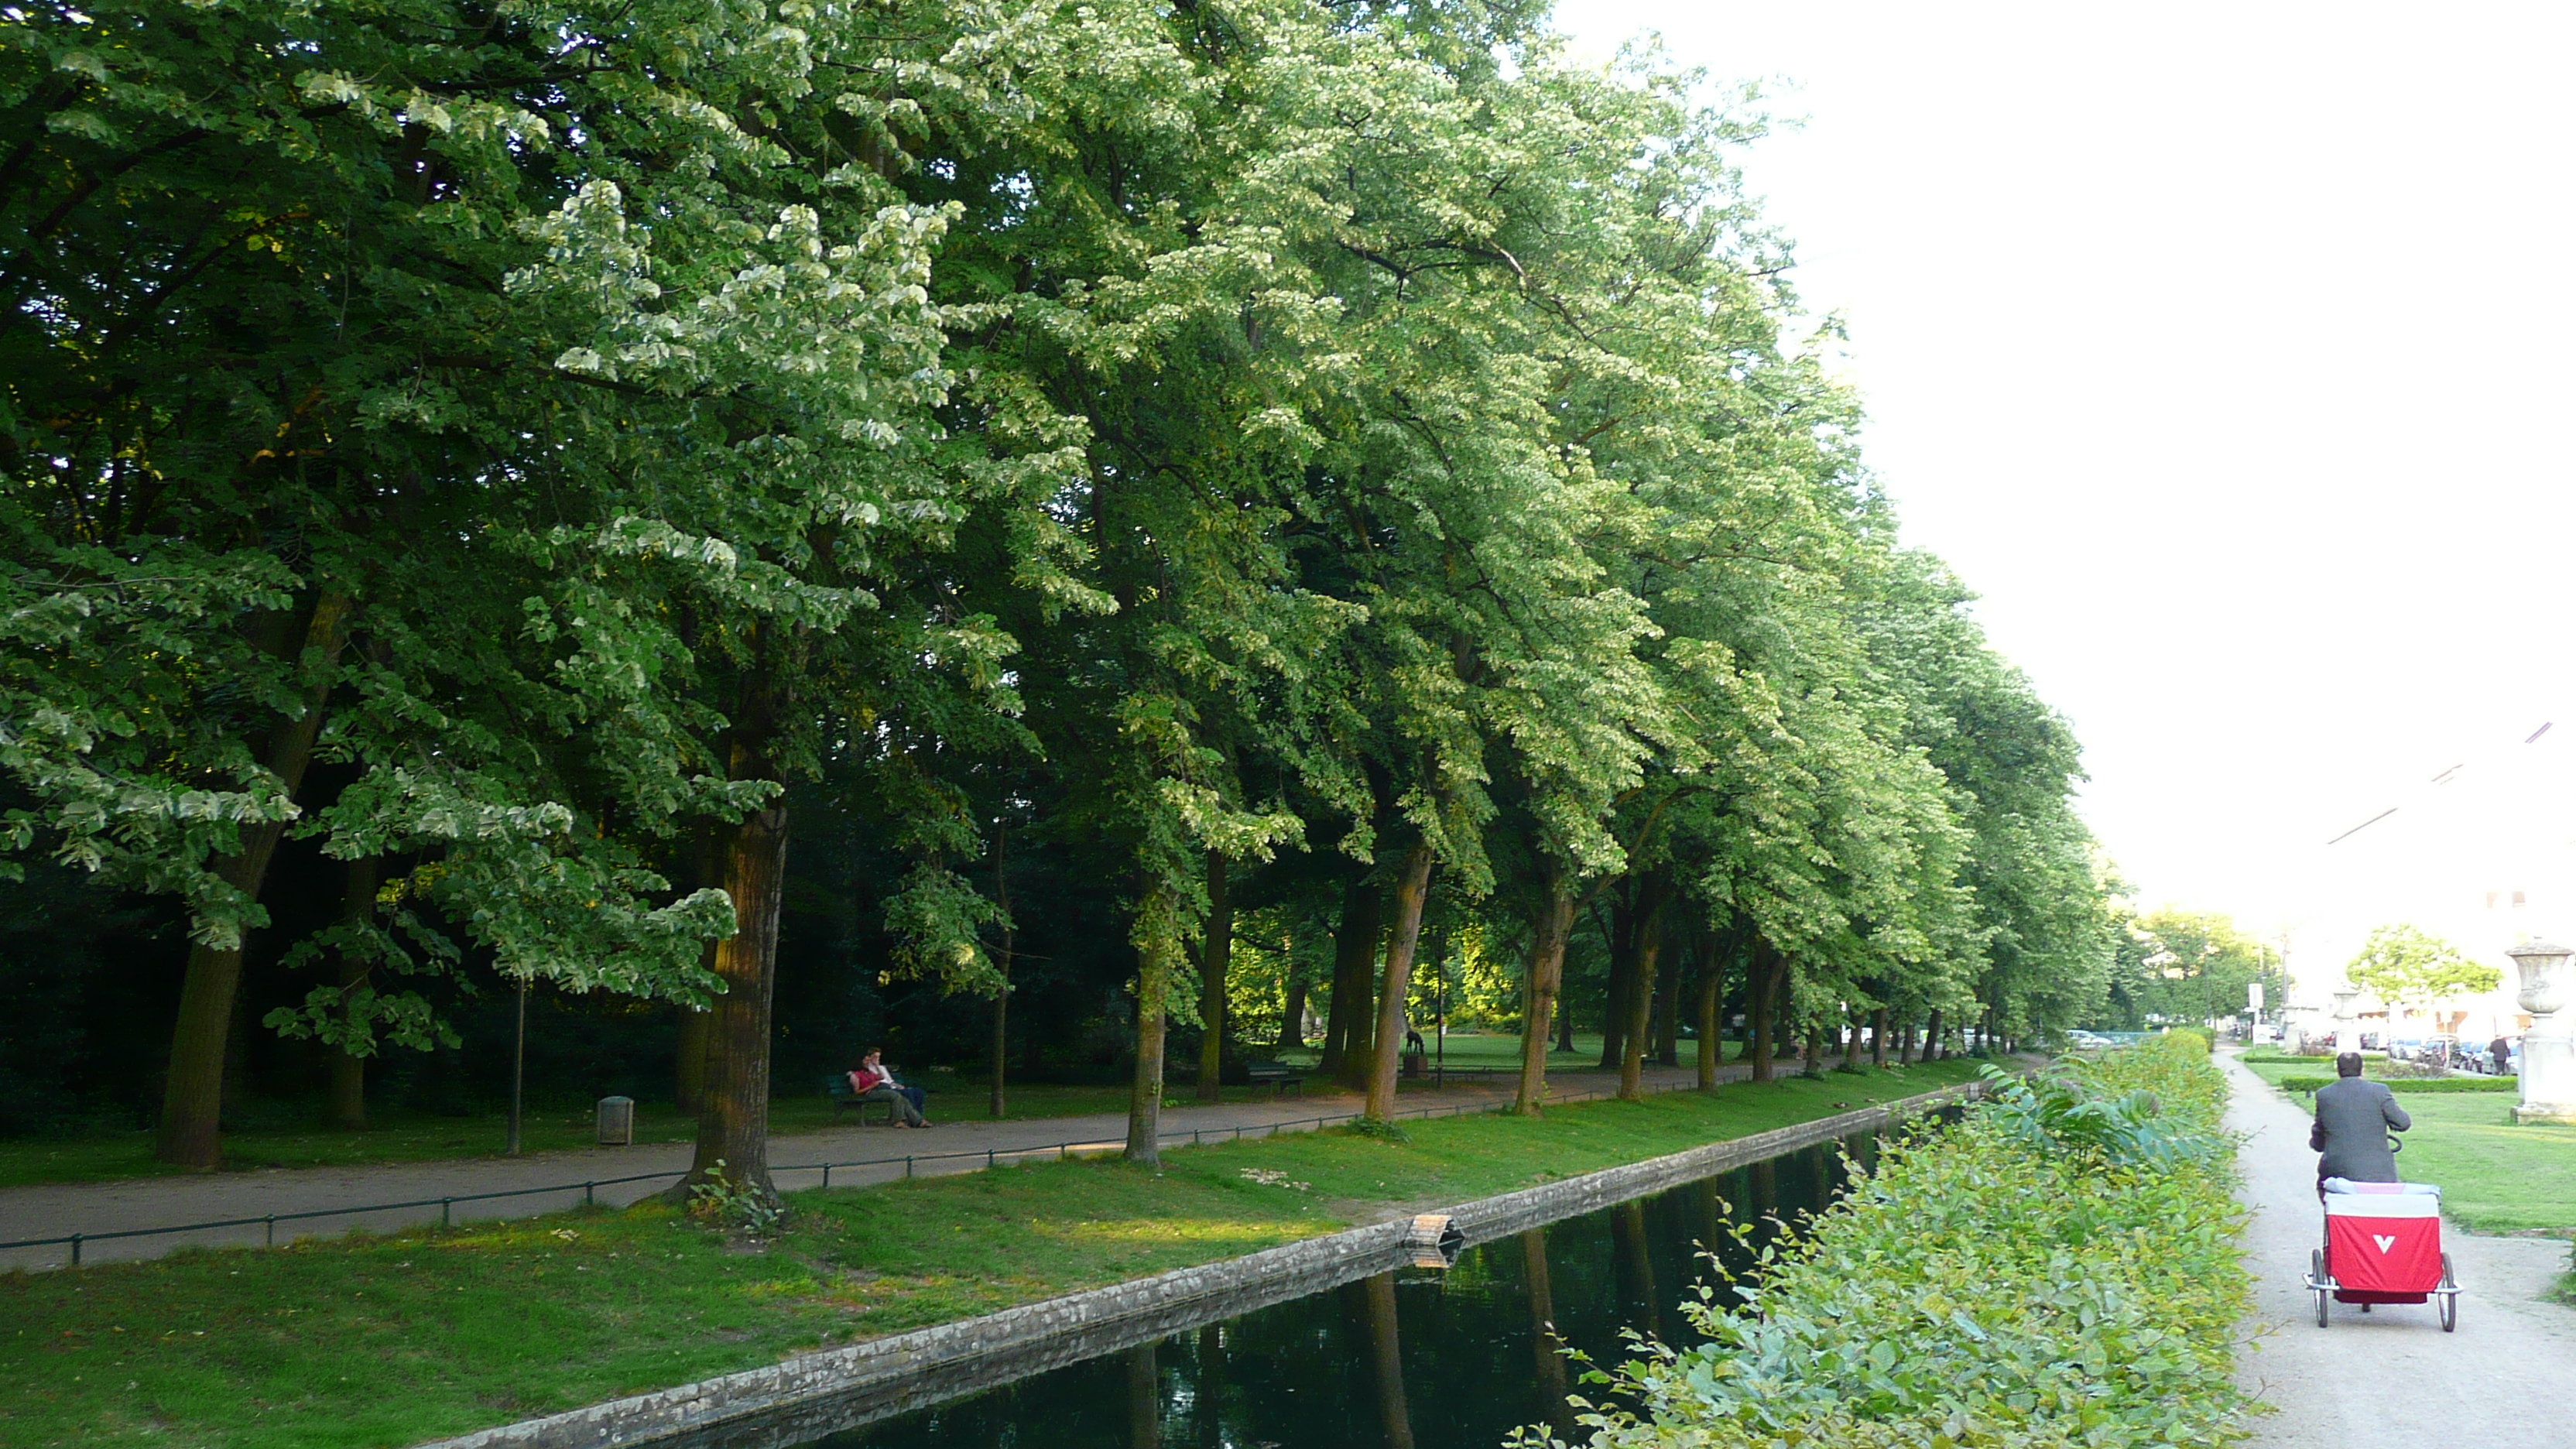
[597,1095,635,1146]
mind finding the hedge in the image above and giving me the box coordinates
[1542,1033,2249,1449]
[2276,1074,2515,1094]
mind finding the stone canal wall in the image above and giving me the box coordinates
[419,1079,1985,1449]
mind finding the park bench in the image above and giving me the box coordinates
[825,1073,932,1125]
[1245,1061,1306,1098]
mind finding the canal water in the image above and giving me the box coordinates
[794,1129,1886,1449]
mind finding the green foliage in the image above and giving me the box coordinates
[1974,1060,2218,1167]
[1550,1035,2247,1449]
[683,1159,786,1238]
[2276,1074,2515,1094]
[2346,924,2502,1009]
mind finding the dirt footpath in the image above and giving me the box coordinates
[2223,1050,2576,1447]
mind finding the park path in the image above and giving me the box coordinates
[0,1062,1741,1270]
[2222,1050,2576,1446]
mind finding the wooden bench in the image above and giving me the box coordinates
[1245,1061,1305,1098]
[826,1074,931,1125]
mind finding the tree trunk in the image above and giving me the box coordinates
[1619,897,1666,1101]
[1364,838,1437,1124]
[1803,1023,1823,1076]
[1597,899,1634,1069]
[675,824,724,1115]
[1556,987,1574,1053]
[683,795,790,1199]
[1748,937,1786,1084]
[1926,1008,1944,1061]
[1197,849,1231,1105]
[1125,874,1181,1164]
[1276,973,1308,1054]
[1322,880,1380,1089]
[991,821,1013,1118]
[1513,874,1575,1115]
[1653,933,1683,1068]
[325,855,380,1131]
[1871,1005,1889,1068]
[157,593,351,1169]
[1694,931,1721,1090]
[674,1002,713,1115]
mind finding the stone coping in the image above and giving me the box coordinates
[419,1077,1984,1449]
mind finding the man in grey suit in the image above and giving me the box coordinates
[2310,1051,2410,1187]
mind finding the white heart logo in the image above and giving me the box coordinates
[2373,1235,2396,1254]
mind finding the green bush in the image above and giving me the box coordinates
[1543,1034,2248,1449]
[2276,1074,2515,1095]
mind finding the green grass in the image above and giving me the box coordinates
[0,1059,1979,1449]
[2254,1067,2576,1235]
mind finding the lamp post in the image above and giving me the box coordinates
[2504,940,2574,1123]
[2331,988,2359,1055]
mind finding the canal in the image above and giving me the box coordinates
[780,1127,1887,1449]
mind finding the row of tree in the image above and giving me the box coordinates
[2,0,2118,1196]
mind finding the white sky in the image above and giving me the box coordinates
[1553,2,2576,1000]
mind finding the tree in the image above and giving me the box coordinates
[2348,925,2500,1016]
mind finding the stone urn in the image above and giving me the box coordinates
[2509,940,2571,1016]
[2330,988,2359,1053]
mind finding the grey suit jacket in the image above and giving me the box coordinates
[2310,1077,2410,1182]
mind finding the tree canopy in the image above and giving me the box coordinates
[3,0,2129,1180]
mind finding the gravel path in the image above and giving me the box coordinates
[2223,1050,2576,1445]
[0,1063,1742,1269]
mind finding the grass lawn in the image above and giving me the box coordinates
[0,1058,1978,1449]
[2247,1060,2576,1236]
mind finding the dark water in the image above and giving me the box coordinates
[802,1131,1883,1449]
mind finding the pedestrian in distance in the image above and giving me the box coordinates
[2489,1035,2512,1076]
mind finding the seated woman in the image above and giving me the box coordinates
[848,1049,931,1128]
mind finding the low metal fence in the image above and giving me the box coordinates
[3,1076,1719,1269]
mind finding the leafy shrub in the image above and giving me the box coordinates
[1536,1034,2248,1449]
[2276,1074,2514,1094]
[1974,1060,2219,1168]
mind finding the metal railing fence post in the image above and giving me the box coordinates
[440,1198,452,1228]
[265,1216,276,1248]
[69,1234,80,1267]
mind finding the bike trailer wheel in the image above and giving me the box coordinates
[2440,1252,2458,1333]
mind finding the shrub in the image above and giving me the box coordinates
[1537,1034,2249,1449]
[2276,1074,2515,1095]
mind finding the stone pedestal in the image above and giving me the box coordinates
[2331,988,2359,1056]
[2505,941,2576,1124]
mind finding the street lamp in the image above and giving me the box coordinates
[2504,940,2574,1123]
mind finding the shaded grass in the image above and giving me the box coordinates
[0,1060,1978,1449]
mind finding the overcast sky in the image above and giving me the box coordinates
[1551,2,2576,991]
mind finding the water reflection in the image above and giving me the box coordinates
[808,1131,1879,1449]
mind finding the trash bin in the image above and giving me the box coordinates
[598,1095,635,1146]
